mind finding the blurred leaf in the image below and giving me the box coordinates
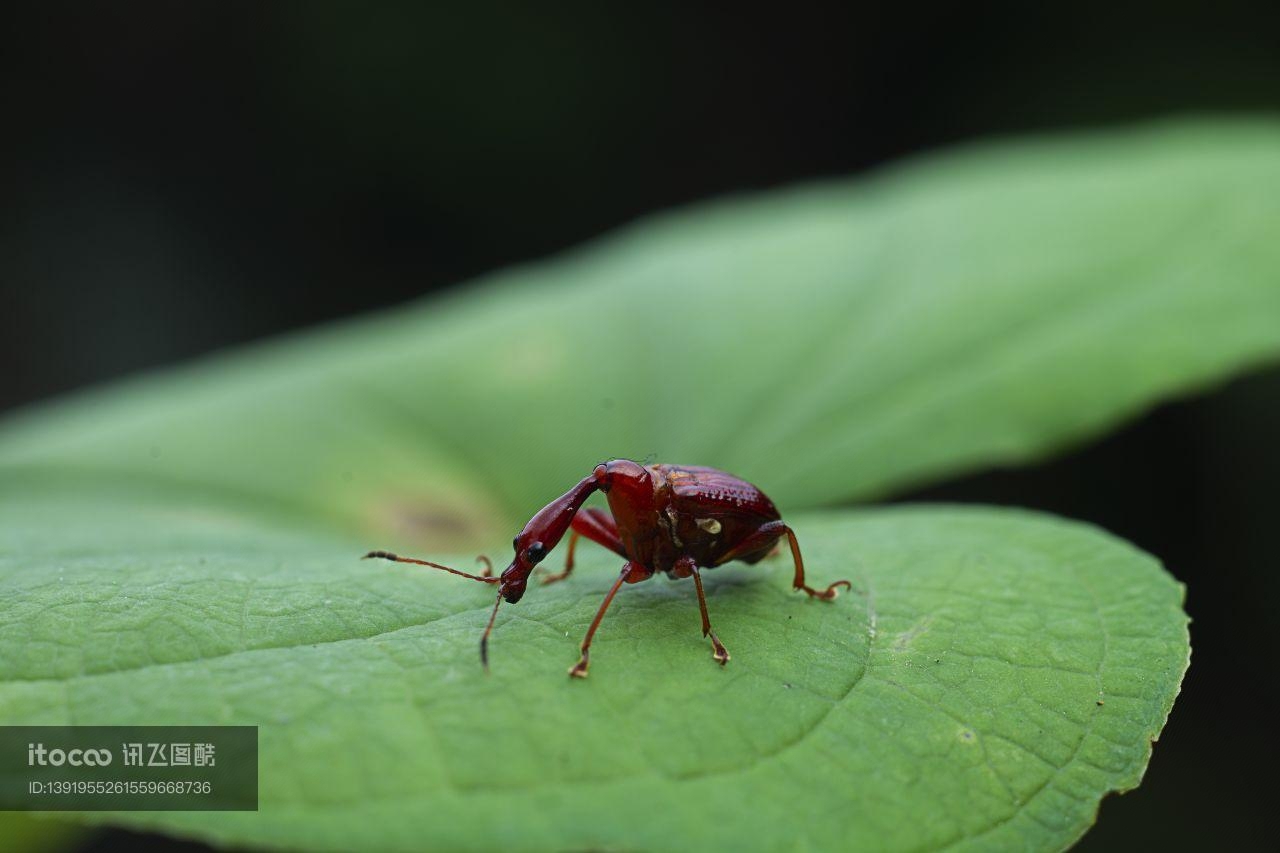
[0,119,1277,550]
[0,495,1186,852]
[0,815,85,853]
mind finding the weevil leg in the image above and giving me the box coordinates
[677,557,729,665]
[542,507,624,585]
[713,521,851,601]
[546,534,579,585]
[569,561,645,678]
[777,525,852,600]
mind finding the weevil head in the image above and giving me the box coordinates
[497,466,611,603]
[497,533,546,603]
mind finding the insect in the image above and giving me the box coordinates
[364,459,850,677]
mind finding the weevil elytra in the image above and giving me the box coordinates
[365,459,850,677]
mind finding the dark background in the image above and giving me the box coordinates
[5,3,1278,851]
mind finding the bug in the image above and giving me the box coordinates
[364,459,850,677]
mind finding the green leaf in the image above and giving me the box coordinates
[0,119,1277,548]
[0,495,1186,852]
[0,815,85,853]
[7,118,1261,848]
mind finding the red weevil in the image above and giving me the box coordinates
[364,459,850,677]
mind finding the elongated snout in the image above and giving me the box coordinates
[500,569,528,603]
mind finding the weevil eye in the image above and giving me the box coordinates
[512,536,520,552]
[526,542,547,564]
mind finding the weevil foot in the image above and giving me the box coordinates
[801,579,852,601]
[568,653,590,679]
[710,632,730,665]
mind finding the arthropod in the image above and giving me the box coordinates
[365,460,850,677]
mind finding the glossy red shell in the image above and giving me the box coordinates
[657,464,780,520]
[597,463,782,575]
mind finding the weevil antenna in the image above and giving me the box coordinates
[479,590,504,672]
[363,550,501,584]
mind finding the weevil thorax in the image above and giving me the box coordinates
[596,459,659,558]
[498,471,602,603]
